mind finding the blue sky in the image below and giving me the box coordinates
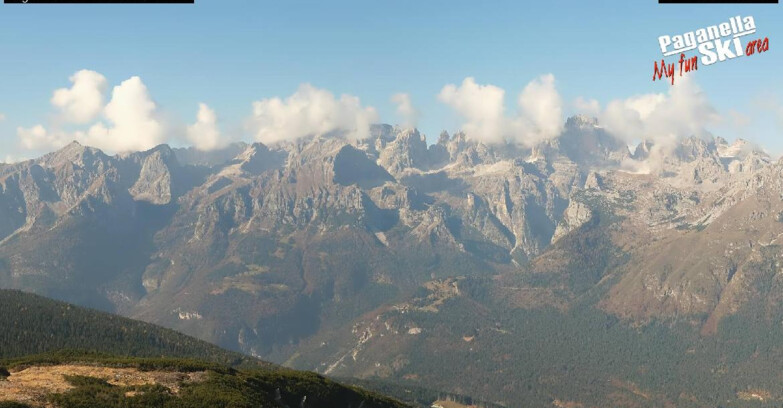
[0,0,781,159]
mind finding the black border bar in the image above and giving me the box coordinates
[660,0,777,3]
[5,0,193,3]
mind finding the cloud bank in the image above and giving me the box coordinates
[187,103,224,151]
[84,76,165,152]
[597,77,718,147]
[18,73,165,154]
[249,84,378,145]
[50,70,108,124]
[17,73,381,154]
[572,77,720,173]
[438,77,506,143]
[515,74,564,144]
[11,69,747,164]
[438,75,564,146]
[17,125,71,151]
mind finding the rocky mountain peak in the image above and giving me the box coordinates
[673,136,718,161]
[38,140,107,169]
[377,128,430,175]
[437,130,450,145]
[443,131,470,161]
[564,114,599,129]
[229,142,285,175]
[717,137,765,159]
[555,116,630,167]
[369,123,395,143]
[631,140,653,161]
[127,145,181,205]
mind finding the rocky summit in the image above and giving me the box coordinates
[2,117,783,406]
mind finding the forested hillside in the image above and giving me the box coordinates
[0,289,251,366]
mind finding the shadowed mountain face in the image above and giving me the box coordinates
[2,118,783,406]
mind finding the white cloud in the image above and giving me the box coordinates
[574,77,720,173]
[0,113,6,122]
[17,125,74,151]
[598,78,718,148]
[573,97,601,117]
[438,75,563,146]
[249,84,378,144]
[514,74,563,144]
[2,154,29,164]
[601,94,666,143]
[438,77,506,144]
[84,76,165,152]
[187,103,224,151]
[391,93,419,128]
[19,75,166,154]
[51,70,108,124]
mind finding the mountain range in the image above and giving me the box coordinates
[2,116,783,406]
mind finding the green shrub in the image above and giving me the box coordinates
[48,384,175,408]
[63,375,113,388]
[0,402,34,408]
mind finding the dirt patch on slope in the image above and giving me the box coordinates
[0,364,206,406]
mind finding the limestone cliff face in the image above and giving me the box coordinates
[551,199,593,244]
[128,147,175,205]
